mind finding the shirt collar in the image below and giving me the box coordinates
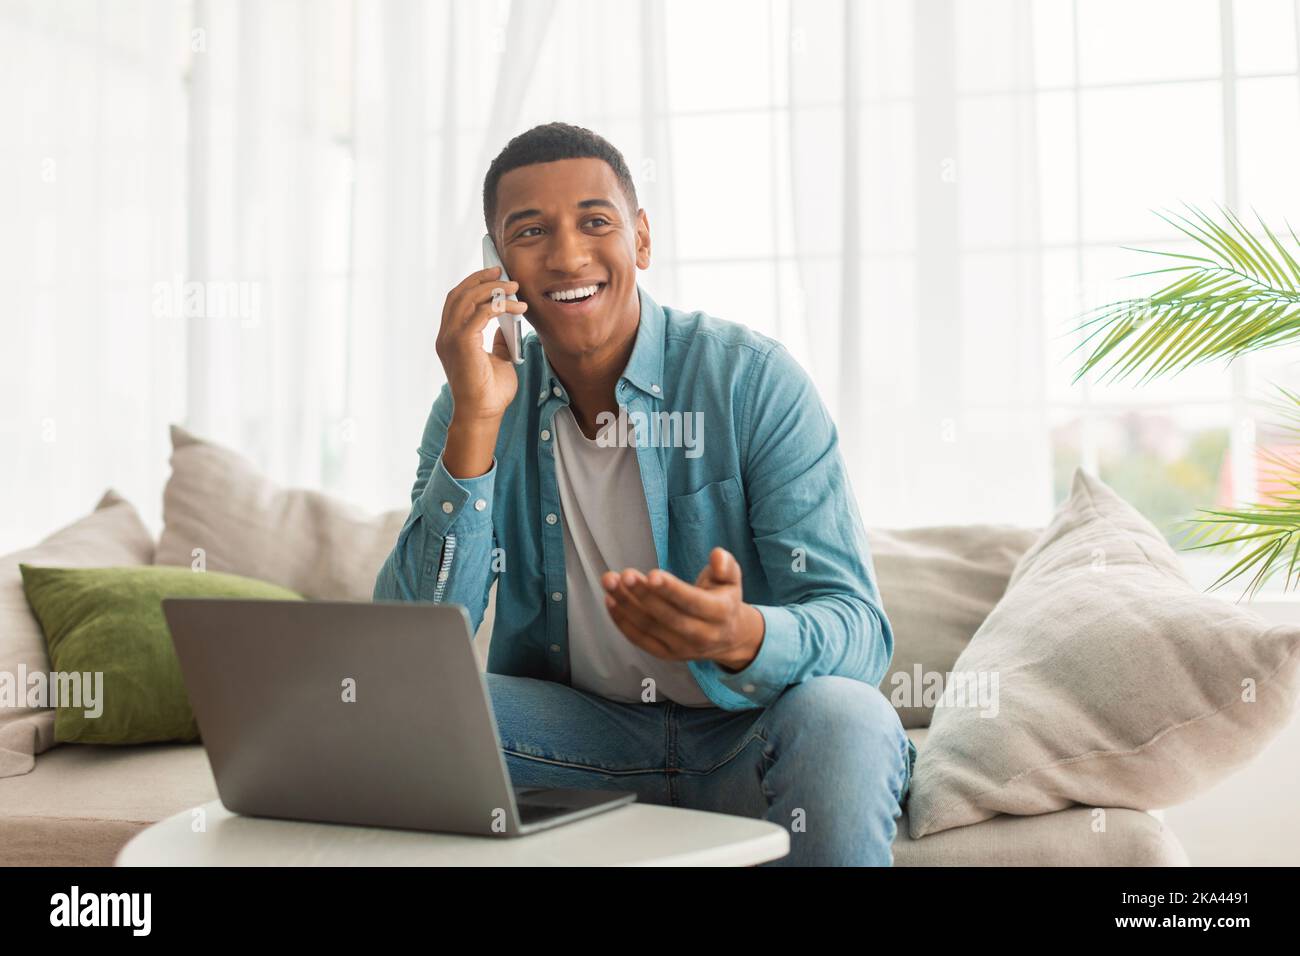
[535,282,666,407]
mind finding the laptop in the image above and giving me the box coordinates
[161,598,636,837]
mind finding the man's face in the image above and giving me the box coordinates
[493,157,650,358]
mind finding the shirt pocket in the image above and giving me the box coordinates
[666,473,746,576]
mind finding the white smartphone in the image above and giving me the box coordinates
[481,234,525,365]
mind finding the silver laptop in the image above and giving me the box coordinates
[161,598,636,837]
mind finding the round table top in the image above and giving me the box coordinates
[115,799,790,867]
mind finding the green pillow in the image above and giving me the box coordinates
[18,564,303,745]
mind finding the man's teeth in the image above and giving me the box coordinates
[548,284,601,302]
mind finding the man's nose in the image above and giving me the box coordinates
[545,226,591,273]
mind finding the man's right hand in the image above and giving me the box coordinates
[436,265,526,424]
[434,266,526,478]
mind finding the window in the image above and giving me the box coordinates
[1039,0,1300,594]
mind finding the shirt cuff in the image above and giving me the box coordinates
[415,452,498,536]
[688,603,801,710]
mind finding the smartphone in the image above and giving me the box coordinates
[481,234,525,365]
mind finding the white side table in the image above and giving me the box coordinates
[116,800,790,867]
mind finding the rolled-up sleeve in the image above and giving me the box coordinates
[689,343,893,710]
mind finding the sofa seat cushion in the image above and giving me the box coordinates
[0,743,216,866]
[893,805,1188,866]
[896,727,1186,865]
[0,730,1189,867]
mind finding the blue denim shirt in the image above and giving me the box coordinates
[373,283,894,712]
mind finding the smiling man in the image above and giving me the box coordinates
[373,121,915,866]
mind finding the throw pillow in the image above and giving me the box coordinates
[870,524,1042,728]
[154,424,406,600]
[0,490,154,776]
[907,467,1300,838]
[18,564,302,744]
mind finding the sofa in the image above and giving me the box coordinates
[0,718,1188,867]
[0,425,1225,866]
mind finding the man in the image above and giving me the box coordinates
[374,121,915,866]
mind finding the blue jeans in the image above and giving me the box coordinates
[485,672,915,866]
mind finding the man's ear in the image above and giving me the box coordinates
[634,208,651,270]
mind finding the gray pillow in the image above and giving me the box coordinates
[907,467,1300,839]
[871,524,1042,728]
[154,425,406,600]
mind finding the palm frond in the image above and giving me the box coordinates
[1173,502,1300,600]
[1068,203,1300,386]
[1169,383,1300,599]
[1064,205,1300,599]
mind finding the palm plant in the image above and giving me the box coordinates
[1069,203,1300,599]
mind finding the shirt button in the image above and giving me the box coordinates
[474,498,487,511]
[540,429,551,441]
[551,591,563,602]
[651,384,661,393]
[552,386,562,397]
[550,643,561,652]
[742,683,756,694]
[546,513,557,525]
[538,389,546,401]
[441,501,454,513]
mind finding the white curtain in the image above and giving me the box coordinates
[180,0,685,519]
[343,0,687,515]
[1,0,1048,553]
[786,0,1049,526]
[0,0,189,552]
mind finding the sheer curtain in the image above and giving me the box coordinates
[190,0,1049,527]
[179,0,684,518]
[787,0,1048,527]
[343,0,685,514]
[1,0,1048,554]
[0,0,189,553]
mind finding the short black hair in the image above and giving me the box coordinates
[482,122,639,237]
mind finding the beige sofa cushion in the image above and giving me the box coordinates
[0,727,1185,866]
[0,490,154,779]
[907,467,1300,839]
[871,524,1042,728]
[0,743,215,866]
[894,805,1187,865]
[155,425,406,600]
[892,732,1185,865]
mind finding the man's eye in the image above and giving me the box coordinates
[518,226,542,238]
[588,217,610,227]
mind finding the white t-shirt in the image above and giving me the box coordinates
[552,403,713,707]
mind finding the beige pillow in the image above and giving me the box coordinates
[907,467,1300,839]
[0,490,154,777]
[155,425,407,601]
[871,524,1042,728]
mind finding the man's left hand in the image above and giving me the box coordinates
[601,547,765,673]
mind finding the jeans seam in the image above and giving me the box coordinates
[671,727,770,777]
[756,727,776,808]
[665,701,679,806]
[501,748,667,776]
